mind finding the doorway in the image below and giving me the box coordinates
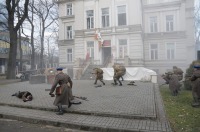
[102,47,111,64]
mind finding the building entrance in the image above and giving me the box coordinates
[102,47,111,65]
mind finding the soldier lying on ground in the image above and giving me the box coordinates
[91,68,105,85]
[12,91,33,102]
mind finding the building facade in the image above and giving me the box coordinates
[56,0,195,75]
[0,32,31,74]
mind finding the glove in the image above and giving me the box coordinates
[49,93,55,97]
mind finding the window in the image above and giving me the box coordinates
[166,15,174,32]
[150,17,157,32]
[166,43,175,60]
[150,44,158,60]
[118,39,127,58]
[66,26,73,39]
[66,3,72,16]
[67,48,73,62]
[102,8,109,27]
[86,10,94,29]
[117,5,126,26]
[87,41,94,58]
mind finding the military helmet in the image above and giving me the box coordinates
[193,62,200,69]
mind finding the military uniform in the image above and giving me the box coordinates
[173,66,183,81]
[93,68,105,85]
[190,63,200,107]
[164,72,181,96]
[49,68,73,115]
[113,64,126,86]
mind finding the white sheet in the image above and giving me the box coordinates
[101,67,157,82]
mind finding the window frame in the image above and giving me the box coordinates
[117,5,127,26]
[66,25,73,40]
[166,43,176,60]
[166,15,174,32]
[86,41,94,58]
[149,16,158,33]
[149,43,158,60]
[66,3,73,16]
[101,7,110,28]
[86,10,94,29]
[66,48,73,62]
[118,39,128,59]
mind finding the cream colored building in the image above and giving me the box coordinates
[56,0,195,75]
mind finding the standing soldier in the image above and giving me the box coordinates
[173,66,183,81]
[189,63,200,107]
[92,68,105,85]
[165,71,181,96]
[112,64,125,86]
[49,67,73,115]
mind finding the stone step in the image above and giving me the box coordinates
[0,105,171,132]
[0,103,156,120]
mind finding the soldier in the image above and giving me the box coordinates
[12,91,33,102]
[173,66,183,81]
[49,67,73,115]
[189,63,200,107]
[92,68,105,85]
[165,71,181,96]
[112,64,126,86]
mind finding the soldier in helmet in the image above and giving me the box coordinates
[173,66,183,81]
[189,63,200,107]
[112,64,126,86]
[164,71,181,96]
[92,68,105,85]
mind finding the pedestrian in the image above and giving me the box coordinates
[189,63,200,107]
[12,91,33,102]
[92,68,105,85]
[49,67,73,115]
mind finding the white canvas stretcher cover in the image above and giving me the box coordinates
[101,67,157,82]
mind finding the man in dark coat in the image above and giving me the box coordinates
[112,64,126,86]
[49,67,73,115]
[189,63,200,107]
[92,68,105,85]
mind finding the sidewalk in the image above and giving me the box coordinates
[0,76,20,85]
[0,80,172,132]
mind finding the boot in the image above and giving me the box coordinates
[118,80,122,86]
[192,98,200,107]
[114,80,118,85]
[101,81,105,85]
[68,100,72,108]
[56,104,64,115]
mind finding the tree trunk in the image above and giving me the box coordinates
[18,29,23,71]
[6,30,17,79]
[39,22,45,68]
[30,26,35,70]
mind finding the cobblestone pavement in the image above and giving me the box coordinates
[0,80,172,132]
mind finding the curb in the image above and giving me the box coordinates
[0,103,156,120]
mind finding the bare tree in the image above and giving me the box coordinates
[22,0,36,70]
[5,0,29,79]
[33,0,57,68]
